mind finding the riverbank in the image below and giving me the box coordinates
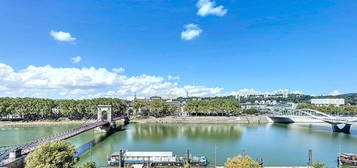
[0,120,96,127]
[131,116,270,124]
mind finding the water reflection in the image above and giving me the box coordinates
[183,124,243,141]
[132,124,180,143]
[132,123,243,142]
[270,123,357,142]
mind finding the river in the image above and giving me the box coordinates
[1,123,356,168]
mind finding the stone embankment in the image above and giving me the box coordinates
[132,116,269,124]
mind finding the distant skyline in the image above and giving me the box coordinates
[1,0,357,99]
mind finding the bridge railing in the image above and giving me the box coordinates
[271,108,356,124]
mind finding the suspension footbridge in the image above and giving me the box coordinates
[0,105,129,168]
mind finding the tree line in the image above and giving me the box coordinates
[0,97,127,120]
[131,99,179,117]
[298,104,357,115]
[6,96,356,120]
[184,98,243,116]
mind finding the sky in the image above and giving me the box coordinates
[1,0,357,99]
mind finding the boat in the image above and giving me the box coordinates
[338,153,357,167]
[108,150,208,167]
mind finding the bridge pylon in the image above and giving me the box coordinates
[96,105,115,132]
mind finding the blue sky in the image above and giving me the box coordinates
[1,0,357,99]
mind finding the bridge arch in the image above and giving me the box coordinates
[97,105,112,122]
[292,109,355,133]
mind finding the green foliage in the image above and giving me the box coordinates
[242,108,264,115]
[224,155,260,168]
[25,140,77,168]
[183,162,190,168]
[298,104,357,115]
[184,98,241,116]
[311,161,326,168]
[81,161,96,168]
[0,97,127,120]
[132,99,178,117]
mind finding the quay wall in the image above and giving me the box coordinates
[131,116,270,124]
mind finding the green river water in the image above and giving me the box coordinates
[0,123,356,168]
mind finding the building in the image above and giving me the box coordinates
[311,98,345,106]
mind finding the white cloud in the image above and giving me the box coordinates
[196,0,227,17]
[112,67,125,73]
[50,30,76,42]
[0,63,222,99]
[329,90,341,96]
[71,56,81,63]
[0,63,309,100]
[168,75,180,80]
[181,24,202,40]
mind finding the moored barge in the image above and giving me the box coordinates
[108,150,208,167]
[338,153,357,167]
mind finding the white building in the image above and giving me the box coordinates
[311,98,345,106]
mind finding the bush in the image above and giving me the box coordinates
[25,140,77,168]
[312,161,326,168]
[224,154,260,168]
[81,161,96,168]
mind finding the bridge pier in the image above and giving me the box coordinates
[331,124,351,134]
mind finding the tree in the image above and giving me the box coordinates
[224,155,260,168]
[25,140,77,168]
[81,161,96,168]
[311,161,326,168]
[183,162,190,168]
[132,99,178,117]
[184,98,241,116]
[242,108,263,115]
